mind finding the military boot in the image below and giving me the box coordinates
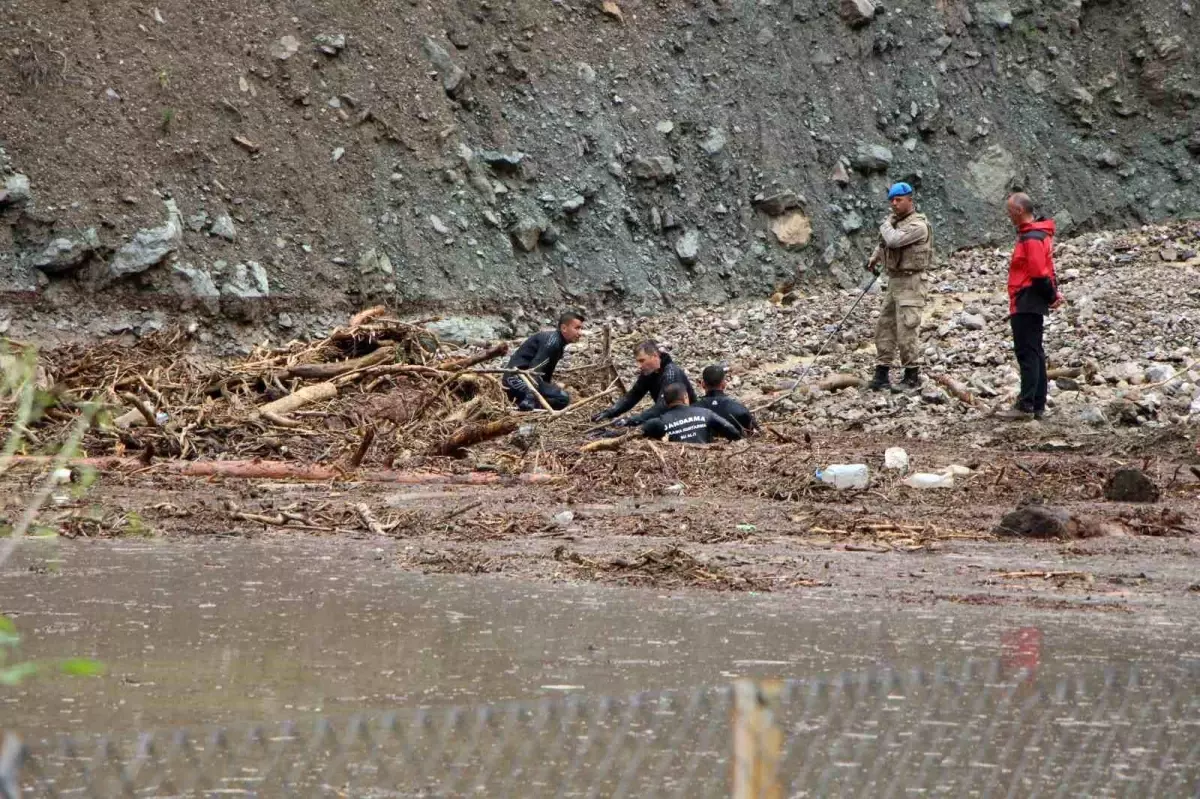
[893,366,921,393]
[867,365,891,391]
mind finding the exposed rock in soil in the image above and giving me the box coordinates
[995,501,1087,539]
[1103,468,1161,503]
[104,200,182,283]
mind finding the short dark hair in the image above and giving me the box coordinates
[663,383,688,406]
[634,340,660,357]
[558,310,585,327]
[702,364,726,388]
[1009,192,1035,215]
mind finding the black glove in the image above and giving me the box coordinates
[611,417,633,428]
[590,411,609,423]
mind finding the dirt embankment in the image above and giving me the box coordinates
[2,0,1198,340]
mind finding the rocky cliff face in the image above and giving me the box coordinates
[1,0,1197,339]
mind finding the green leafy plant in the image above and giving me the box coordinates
[0,615,104,686]
[160,107,176,133]
[1,341,106,686]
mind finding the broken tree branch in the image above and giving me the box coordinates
[256,381,338,419]
[286,347,396,380]
[934,373,979,406]
[3,456,560,485]
[580,431,639,453]
[436,342,509,371]
[433,417,520,456]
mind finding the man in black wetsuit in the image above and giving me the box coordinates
[696,364,756,435]
[503,310,585,411]
[591,340,696,427]
[641,384,743,444]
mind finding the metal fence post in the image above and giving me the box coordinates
[0,732,23,799]
[731,680,783,799]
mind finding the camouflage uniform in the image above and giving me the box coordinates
[869,211,933,367]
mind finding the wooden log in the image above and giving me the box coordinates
[436,342,509,372]
[286,347,395,380]
[256,382,338,417]
[731,680,784,799]
[118,392,159,428]
[432,418,520,456]
[349,306,389,326]
[580,431,638,453]
[933,373,979,406]
[1046,367,1082,380]
[2,456,559,485]
[817,373,864,392]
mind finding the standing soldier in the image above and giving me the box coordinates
[865,182,934,393]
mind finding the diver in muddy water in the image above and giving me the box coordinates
[591,340,697,427]
[641,383,743,444]
[503,310,585,411]
[697,364,756,435]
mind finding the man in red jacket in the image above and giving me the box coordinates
[998,193,1062,421]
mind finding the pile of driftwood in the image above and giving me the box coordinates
[3,307,619,480]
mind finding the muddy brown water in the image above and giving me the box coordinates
[2,537,1197,744]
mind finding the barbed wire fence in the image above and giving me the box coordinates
[2,658,1197,797]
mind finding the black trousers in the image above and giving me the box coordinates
[503,374,569,411]
[1010,313,1047,412]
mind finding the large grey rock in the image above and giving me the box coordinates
[961,313,986,331]
[675,229,701,266]
[630,156,677,183]
[422,36,468,98]
[357,248,396,295]
[851,143,893,173]
[1145,364,1175,384]
[975,0,1013,29]
[841,211,864,233]
[220,261,269,299]
[510,215,546,252]
[106,199,183,281]
[2,173,32,205]
[314,33,346,56]
[426,316,505,345]
[753,190,804,216]
[838,0,876,27]
[171,262,220,314]
[30,229,100,275]
[271,35,300,61]
[701,128,727,156]
[210,213,237,241]
[965,145,1016,204]
[478,150,526,173]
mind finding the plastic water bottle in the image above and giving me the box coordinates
[902,472,955,489]
[815,464,869,490]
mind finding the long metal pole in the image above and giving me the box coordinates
[755,269,879,413]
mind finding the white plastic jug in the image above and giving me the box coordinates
[815,464,869,490]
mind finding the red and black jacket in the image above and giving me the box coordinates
[1008,218,1057,315]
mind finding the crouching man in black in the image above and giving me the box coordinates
[591,340,696,428]
[503,310,585,411]
[641,384,743,444]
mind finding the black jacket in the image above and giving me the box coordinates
[506,330,566,382]
[598,352,697,424]
[641,405,743,444]
[697,390,755,434]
